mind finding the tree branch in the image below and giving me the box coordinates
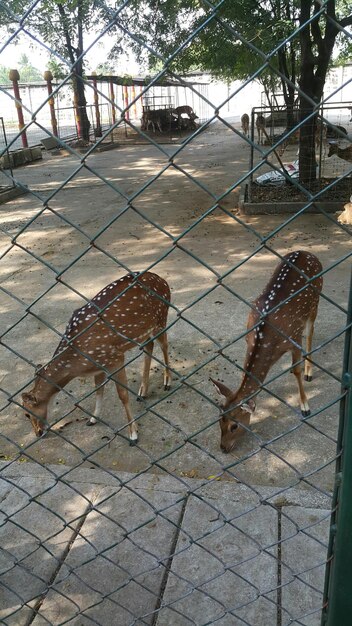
[311,1,324,54]
[57,3,76,65]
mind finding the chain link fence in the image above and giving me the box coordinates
[0,1,352,624]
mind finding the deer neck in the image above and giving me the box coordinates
[236,333,273,400]
[33,358,72,403]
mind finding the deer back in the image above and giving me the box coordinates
[49,271,170,378]
[243,251,323,383]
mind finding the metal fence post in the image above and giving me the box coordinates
[322,269,352,626]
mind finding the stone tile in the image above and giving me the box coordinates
[32,486,183,625]
[0,475,102,625]
[155,495,278,626]
[281,506,331,626]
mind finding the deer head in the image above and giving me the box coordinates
[211,379,255,453]
[22,390,48,437]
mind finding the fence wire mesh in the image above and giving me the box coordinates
[0,1,352,625]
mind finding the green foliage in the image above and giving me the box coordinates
[95,61,116,75]
[17,53,42,82]
[0,66,11,85]
[47,57,67,80]
[0,55,42,84]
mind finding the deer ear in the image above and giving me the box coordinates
[210,378,233,399]
[241,399,256,414]
[22,392,37,405]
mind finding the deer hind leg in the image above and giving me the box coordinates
[304,308,318,382]
[112,356,138,444]
[156,330,171,391]
[138,340,154,400]
[87,371,106,425]
[291,346,310,417]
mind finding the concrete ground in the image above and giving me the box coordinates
[1,118,351,490]
[0,117,350,624]
[0,461,331,626]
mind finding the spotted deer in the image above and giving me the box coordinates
[22,272,171,443]
[256,114,266,144]
[211,251,323,453]
[172,105,198,128]
[241,113,249,137]
[141,109,163,133]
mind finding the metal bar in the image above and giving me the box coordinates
[322,268,352,626]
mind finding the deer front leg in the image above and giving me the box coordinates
[138,340,154,400]
[291,347,310,417]
[113,356,138,445]
[87,371,106,425]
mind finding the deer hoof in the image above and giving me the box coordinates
[129,438,138,446]
[164,384,171,391]
[86,419,96,426]
[301,409,311,418]
[304,375,312,382]
[137,395,146,402]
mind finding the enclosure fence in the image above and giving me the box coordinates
[0,1,352,625]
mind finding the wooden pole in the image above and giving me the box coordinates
[43,70,58,137]
[109,78,116,125]
[9,69,28,148]
[91,72,102,137]
[123,84,130,121]
[131,83,137,119]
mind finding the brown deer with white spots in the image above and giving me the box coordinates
[256,114,266,144]
[22,272,171,444]
[172,105,198,128]
[241,113,249,137]
[211,251,323,453]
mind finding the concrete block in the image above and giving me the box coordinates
[0,475,103,626]
[31,486,183,625]
[0,153,14,169]
[281,506,330,625]
[30,147,43,161]
[40,137,60,150]
[12,150,27,167]
[155,495,278,626]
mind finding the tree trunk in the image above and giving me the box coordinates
[298,0,341,183]
[75,0,90,142]
[72,74,91,142]
[58,0,90,142]
[299,1,318,183]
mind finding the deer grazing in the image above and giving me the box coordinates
[328,143,352,162]
[172,105,198,129]
[211,251,323,453]
[22,272,171,443]
[241,113,249,137]
[256,114,266,145]
[141,109,163,133]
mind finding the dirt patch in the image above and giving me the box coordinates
[251,177,352,203]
